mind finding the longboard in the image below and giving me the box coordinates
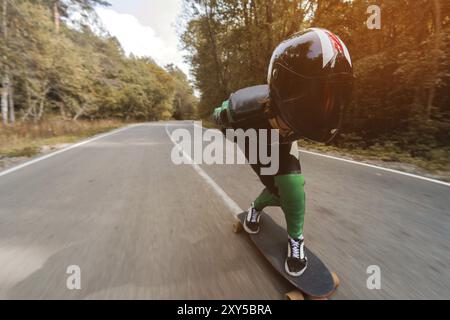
[233,211,339,300]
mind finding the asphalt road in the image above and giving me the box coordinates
[0,121,448,299]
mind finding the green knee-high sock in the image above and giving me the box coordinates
[253,188,280,211]
[274,174,306,239]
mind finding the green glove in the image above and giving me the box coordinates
[213,107,223,125]
[212,100,230,127]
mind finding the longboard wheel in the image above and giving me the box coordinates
[232,221,243,234]
[285,290,304,300]
[331,272,340,288]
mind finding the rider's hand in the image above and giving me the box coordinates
[212,107,223,126]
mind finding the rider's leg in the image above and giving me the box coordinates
[275,142,306,239]
[274,173,306,239]
[253,187,280,211]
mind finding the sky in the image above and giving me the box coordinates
[95,0,190,76]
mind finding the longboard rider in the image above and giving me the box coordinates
[212,28,353,277]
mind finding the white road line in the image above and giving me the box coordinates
[165,124,242,217]
[299,149,450,187]
[192,122,450,188]
[0,124,141,178]
[3,120,447,190]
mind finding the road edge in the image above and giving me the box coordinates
[0,123,141,178]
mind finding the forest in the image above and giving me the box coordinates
[181,0,449,170]
[0,0,448,172]
[0,0,197,124]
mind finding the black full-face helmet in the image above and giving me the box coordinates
[267,28,353,143]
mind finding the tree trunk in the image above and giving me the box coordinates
[243,0,249,26]
[265,1,273,60]
[1,0,8,125]
[22,80,32,121]
[59,102,67,119]
[53,0,60,33]
[31,100,37,122]
[243,0,256,75]
[37,97,45,122]
[281,0,288,37]
[426,0,442,118]
[73,109,84,121]
[250,0,258,25]
[8,83,14,123]
[36,86,50,122]
[203,0,228,96]
[1,74,8,125]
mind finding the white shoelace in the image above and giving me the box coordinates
[247,207,259,223]
[251,209,259,222]
[289,238,301,259]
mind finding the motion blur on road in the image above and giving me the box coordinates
[0,122,448,299]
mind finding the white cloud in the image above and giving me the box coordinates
[96,7,189,76]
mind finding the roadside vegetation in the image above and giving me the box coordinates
[0,1,448,179]
[0,118,123,158]
[0,1,197,162]
[299,137,450,176]
[181,0,449,176]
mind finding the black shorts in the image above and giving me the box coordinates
[230,128,301,197]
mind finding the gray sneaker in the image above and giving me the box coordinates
[285,236,308,277]
[243,204,261,234]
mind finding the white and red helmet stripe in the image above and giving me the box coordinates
[310,28,352,68]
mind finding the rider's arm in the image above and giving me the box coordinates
[212,85,269,129]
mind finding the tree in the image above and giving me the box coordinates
[166,64,198,120]
[181,0,450,155]
[47,0,110,33]
[181,0,312,116]
[1,0,9,124]
[0,0,197,123]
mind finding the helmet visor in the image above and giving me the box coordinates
[272,68,353,142]
[270,63,310,101]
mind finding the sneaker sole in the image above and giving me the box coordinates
[243,221,260,235]
[284,260,307,277]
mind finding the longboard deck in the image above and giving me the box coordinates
[236,211,336,298]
